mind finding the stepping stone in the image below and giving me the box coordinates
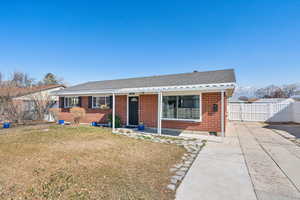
[170,178,178,184]
[167,184,176,191]
[186,159,192,163]
[183,163,191,167]
[174,163,183,169]
[176,171,185,176]
[169,168,177,172]
[180,167,189,171]
[172,175,183,181]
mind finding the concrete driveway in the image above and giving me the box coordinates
[176,122,300,200]
[265,124,300,139]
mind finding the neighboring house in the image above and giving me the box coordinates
[0,84,65,121]
[55,69,236,136]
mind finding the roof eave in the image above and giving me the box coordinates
[53,82,236,96]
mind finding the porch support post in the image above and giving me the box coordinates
[221,90,225,137]
[157,92,162,135]
[126,95,129,126]
[112,93,116,133]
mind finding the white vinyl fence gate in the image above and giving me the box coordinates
[228,101,300,123]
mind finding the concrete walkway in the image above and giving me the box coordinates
[176,123,257,200]
[176,122,300,200]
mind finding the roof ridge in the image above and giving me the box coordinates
[86,68,234,84]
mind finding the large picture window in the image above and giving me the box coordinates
[92,96,111,109]
[64,97,79,108]
[163,95,200,120]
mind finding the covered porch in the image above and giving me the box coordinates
[107,83,234,137]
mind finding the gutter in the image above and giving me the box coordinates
[52,82,236,96]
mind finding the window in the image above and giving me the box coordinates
[163,95,200,120]
[92,96,111,109]
[64,97,79,108]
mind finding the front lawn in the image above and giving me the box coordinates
[0,125,185,199]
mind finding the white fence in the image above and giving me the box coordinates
[294,102,300,123]
[228,101,300,123]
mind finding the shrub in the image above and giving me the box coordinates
[70,107,86,124]
[107,114,121,128]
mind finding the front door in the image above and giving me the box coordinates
[129,96,139,125]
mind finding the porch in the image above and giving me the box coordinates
[108,89,228,137]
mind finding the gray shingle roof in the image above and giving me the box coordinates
[59,69,235,93]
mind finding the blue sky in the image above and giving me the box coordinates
[0,0,299,87]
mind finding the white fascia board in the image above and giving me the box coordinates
[54,82,236,96]
[117,82,236,93]
[52,90,115,96]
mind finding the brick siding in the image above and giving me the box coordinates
[59,96,127,124]
[139,94,158,127]
[58,92,227,132]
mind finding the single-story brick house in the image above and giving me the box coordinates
[55,69,236,136]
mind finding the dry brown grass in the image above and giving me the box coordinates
[0,125,185,200]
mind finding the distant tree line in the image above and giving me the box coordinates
[238,83,299,101]
[0,71,64,87]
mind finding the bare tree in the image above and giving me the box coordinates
[30,93,56,121]
[0,82,26,123]
[255,83,300,98]
[282,84,298,97]
[11,71,35,87]
[272,88,286,98]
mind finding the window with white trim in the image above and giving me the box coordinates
[64,97,79,108]
[92,96,111,109]
[162,95,200,120]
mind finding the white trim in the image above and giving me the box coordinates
[91,96,110,109]
[221,90,225,137]
[161,94,202,122]
[55,82,236,96]
[157,92,162,135]
[127,95,139,126]
[162,91,203,96]
[199,93,202,122]
[126,95,129,126]
[162,118,201,122]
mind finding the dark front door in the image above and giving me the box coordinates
[129,96,139,125]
